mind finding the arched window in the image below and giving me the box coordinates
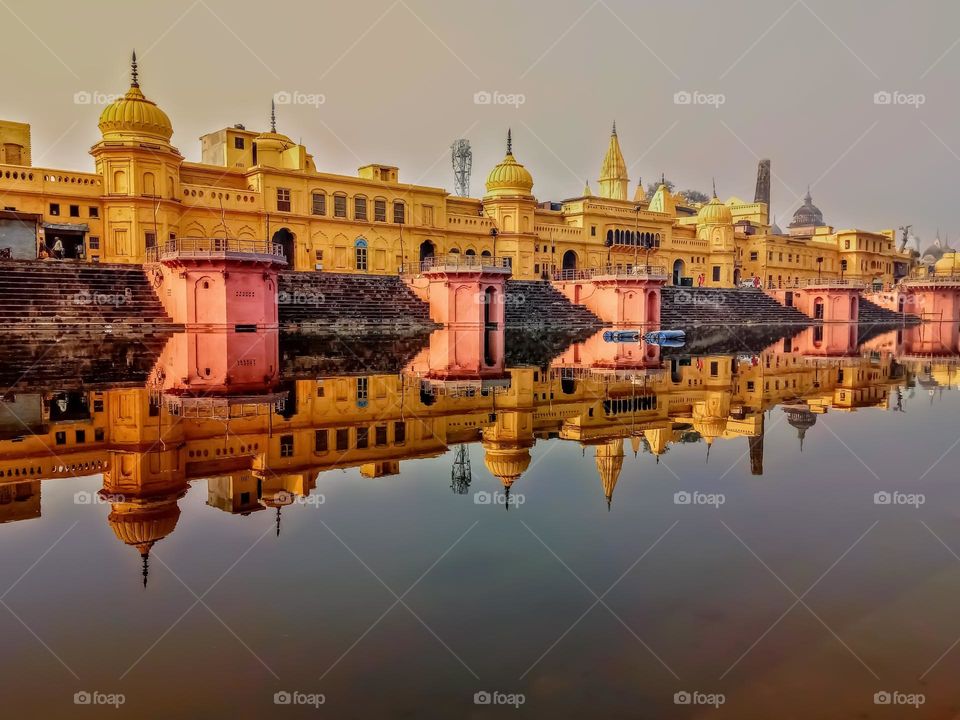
[355,237,368,271]
[449,247,460,254]
[606,229,613,245]
[465,248,476,256]
[481,250,492,259]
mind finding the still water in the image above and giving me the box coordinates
[1,323,959,719]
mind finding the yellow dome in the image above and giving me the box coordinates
[697,195,733,226]
[693,416,728,441]
[485,130,533,197]
[934,251,958,274]
[98,53,173,143]
[482,444,532,487]
[107,500,181,554]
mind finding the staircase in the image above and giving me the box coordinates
[660,287,810,327]
[505,280,602,328]
[858,296,919,325]
[0,259,176,332]
[278,272,435,333]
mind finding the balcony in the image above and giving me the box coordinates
[146,237,287,265]
[403,254,512,275]
[552,264,668,282]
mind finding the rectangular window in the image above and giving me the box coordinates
[354,196,367,221]
[234,136,245,149]
[374,199,386,222]
[423,205,434,226]
[393,201,405,224]
[336,428,350,451]
[315,429,328,452]
[69,205,80,217]
[312,192,326,216]
[88,236,100,250]
[94,427,105,442]
[375,425,387,446]
[394,421,406,444]
[749,251,758,261]
[55,431,66,445]
[334,195,347,218]
[49,203,60,216]
[89,206,99,218]
[356,427,369,449]
[145,232,157,249]
[280,434,294,457]
[276,188,291,212]
[356,377,368,403]
[591,226,597,236]
[712,266,720,282]
[75,430,86,443]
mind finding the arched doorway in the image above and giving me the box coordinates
[272,228,295,265]
[733,268,741,286]
[562,250,577,272]
[672,259,684,286]
[419,240,435,265]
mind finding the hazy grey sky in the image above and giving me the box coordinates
[2,0,957,246]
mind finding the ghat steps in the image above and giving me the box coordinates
[505,280,602,328]
[660,287,810,327]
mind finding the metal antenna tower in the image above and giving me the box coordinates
[451,139,472,197]
[450,444,472,494]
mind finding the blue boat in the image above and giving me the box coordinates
[603,330,641,343]
[643,330,686,347]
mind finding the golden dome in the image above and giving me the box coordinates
[482,443,532,487]
[107,500,181,555]
[934,250,958,274]
[485,130,534,197]
[693,416,728,441]
[697,194,733,226]
[98,53,173,143]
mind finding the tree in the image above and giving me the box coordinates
[681,189,710,204]
[646,179,675,198]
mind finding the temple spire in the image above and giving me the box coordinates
[612,120,617,136]
[131,50,139,88]
[599,123,628,200]
[270,99,277,133]
[712,177,718,199]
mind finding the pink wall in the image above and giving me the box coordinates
[554,278,663,325]
[153,330,279,390]
[766,287,860,322]
[416,271,507,327]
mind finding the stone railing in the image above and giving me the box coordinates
[552,264,667,282]
[800,277,865,288]
[903,268,960,284]
[403,253,512,274]
[146,237,286,262]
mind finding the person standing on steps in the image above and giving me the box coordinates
[52,236,64,260]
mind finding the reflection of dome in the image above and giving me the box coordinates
[106,493,183,587]
[789,188,824,228]
[692,417,727,443]
[98,52,173,143]
[783,406,816,450]
[482,441,532,488]
[485,129,534,197]
[697,195,733,226]
[595,439,624,510]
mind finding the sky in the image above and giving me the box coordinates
[1,0,957,248]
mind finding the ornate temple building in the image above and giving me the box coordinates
[0,54,913,289]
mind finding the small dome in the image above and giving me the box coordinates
[692,416,728,441]
[107,500,181,555]
[485,130,533,197]
[482,443,532,487]
[98,54,172,143]
[935,251,958,274]
[697,195,733,225]
[789,188,824,228]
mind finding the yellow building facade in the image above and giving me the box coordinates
[0,56,912,287]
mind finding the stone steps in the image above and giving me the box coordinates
[278,271,435,332]
[505,280,603,328]
[660,287,810,327]
[858,297,919,325]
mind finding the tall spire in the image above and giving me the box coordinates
[141,548,149,588]
[270,99,277,133]
[599,123,629,200]
[712,177,718,199]
[506,128,512,155]
[131,49,139,88]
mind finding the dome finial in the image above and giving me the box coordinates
[612,120,617,136]
[805,184,812,203]
[660,172,666,186]
[131,50,139,88]
[506,128,512,155]
[712,177,717,199]
[141,547,149,588]
[270,99,277,133]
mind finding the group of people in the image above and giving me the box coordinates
[692,272,762,289]
[38,236,81,260]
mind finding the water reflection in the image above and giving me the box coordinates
[1,322,959,717]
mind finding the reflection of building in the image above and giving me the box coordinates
[0,327,943,554]
[0,56,911,288]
